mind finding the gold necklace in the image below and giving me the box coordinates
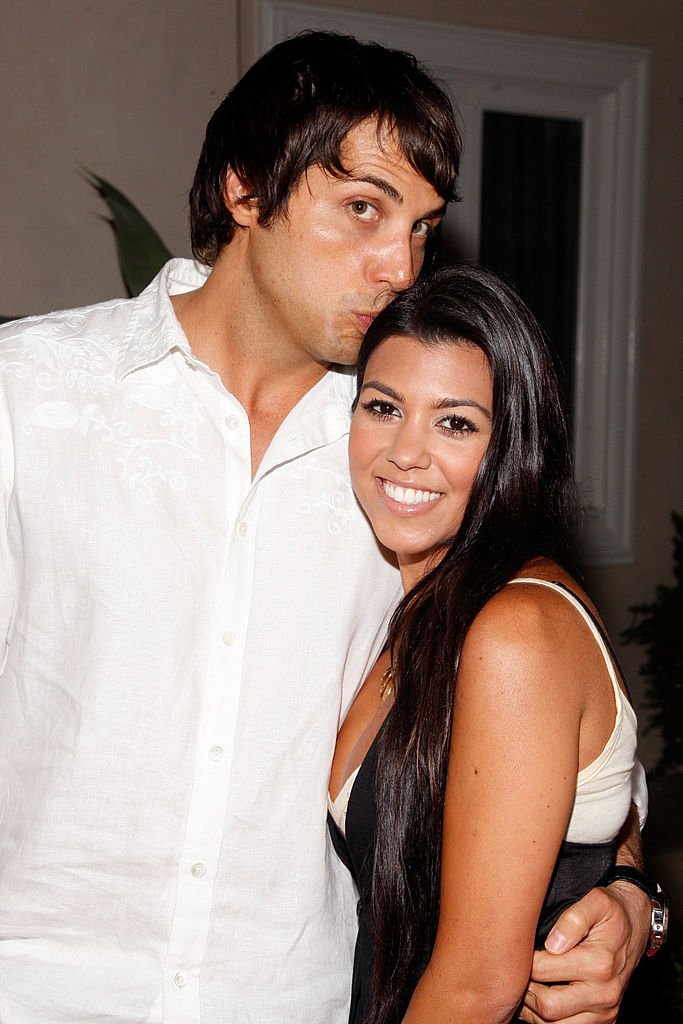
[379,665,394,701]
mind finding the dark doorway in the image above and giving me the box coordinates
[479,111,583,414]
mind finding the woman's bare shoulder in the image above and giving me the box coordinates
[466,563,583,658]
[456,561,598,720]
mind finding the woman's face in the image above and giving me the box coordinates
[349,334,493,590]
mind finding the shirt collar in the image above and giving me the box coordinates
[116,258,210,383]
[250,366,357,482]
[115,256,359,455]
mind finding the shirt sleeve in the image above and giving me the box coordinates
[631,759,648,827]
[0,387,14,675]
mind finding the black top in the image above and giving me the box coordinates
[328,724,617,1024]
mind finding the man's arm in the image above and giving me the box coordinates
[0,384,13,676]
[520,804,650,1024]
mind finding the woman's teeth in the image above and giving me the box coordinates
[382,481,442,505]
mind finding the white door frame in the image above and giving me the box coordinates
[257,2,650,565]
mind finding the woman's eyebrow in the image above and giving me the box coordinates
[360,381,405,402]
[362,383,492,419]
[433,397,492,419]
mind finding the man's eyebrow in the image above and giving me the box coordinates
[360,381,405,402]
[346,174,403,203]
[420,203,448,221]
[343,174,447,221]
[433,397,492,419]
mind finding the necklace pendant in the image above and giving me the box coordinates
[379,665,394,701]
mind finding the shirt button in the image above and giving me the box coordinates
[174,971,187,989]
[224,415,239,430]
[191,862,207,879]
[237,521,248,537]
[222,631,236,646]
[209,745,223,762]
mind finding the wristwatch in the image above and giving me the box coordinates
[600,866,669,957]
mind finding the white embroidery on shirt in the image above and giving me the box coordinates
[3,327,205,504]
[293,468,360,534]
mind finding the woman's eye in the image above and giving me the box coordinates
[361,399,399,420]
[439,415,477,435]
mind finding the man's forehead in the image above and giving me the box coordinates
[333,119,445,206]
[339,118,414,174]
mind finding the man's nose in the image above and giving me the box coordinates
[369,235,416,293]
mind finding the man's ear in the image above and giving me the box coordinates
[224,170,259,228]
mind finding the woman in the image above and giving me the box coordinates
[328,265,637,1024]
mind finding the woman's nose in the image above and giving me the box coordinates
[385,422,431,471]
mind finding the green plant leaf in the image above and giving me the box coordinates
[85,170,173,297]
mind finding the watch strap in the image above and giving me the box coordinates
[600,866,668,957]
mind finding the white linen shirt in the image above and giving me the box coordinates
[0,259,403,1024]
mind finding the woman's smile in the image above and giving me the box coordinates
[376,477,445,510]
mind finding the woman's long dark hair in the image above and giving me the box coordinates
[355,265,581,1023]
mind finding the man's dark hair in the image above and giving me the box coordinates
[189,30,462,265]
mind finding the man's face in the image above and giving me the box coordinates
[239,120,446,368]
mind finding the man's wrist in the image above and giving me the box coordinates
[601,866,669,957]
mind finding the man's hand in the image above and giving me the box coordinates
[519,881,650,1023]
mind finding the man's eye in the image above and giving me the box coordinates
[412,220,433,239]
[350,201,376,220]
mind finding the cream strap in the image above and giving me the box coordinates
[506,578,636,778]
[506,577,625,698]
[328,764,361,816]
[328,763,362,836]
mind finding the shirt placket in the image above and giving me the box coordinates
[163,386,259,1023]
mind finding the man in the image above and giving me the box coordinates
[0,30,654,1024]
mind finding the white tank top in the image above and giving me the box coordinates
[510,578,637,843]
[329,578,637,843]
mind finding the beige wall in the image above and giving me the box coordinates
[1,0,237,313]
[3,1,682,767]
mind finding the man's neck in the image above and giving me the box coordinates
[171,251,330,477]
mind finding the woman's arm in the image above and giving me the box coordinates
[402,583,602,1024]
